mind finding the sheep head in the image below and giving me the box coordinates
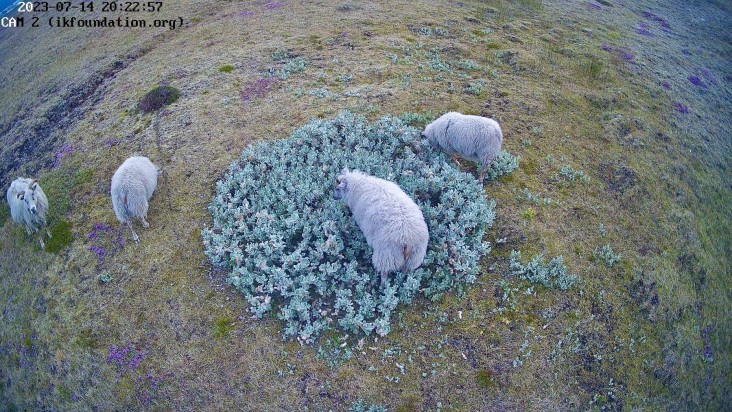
[333,168,350,200]
[17,181,40,215]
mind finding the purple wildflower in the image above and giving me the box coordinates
[106,344,131,365]
[681,49,691,55]
[688,76,707,88]
[642,11,670,29]
[88,223,113,241]
[106,344,146,378]
[661,81,671,90]
[618,50,634,62]
[238,10,254,17]
[128,351,146,373]
[89,245,106,258]
[673,102,688,114]
[241,77,279,102]
[601,44,613,52]
[587,2,601,10]
[702,326,713,361]
[700,68,718,85]
[114,231,126,249]
[53,143,75,168]
[262,1,285,10]
[636,22,654,37]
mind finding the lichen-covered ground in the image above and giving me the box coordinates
[0,0,729,410]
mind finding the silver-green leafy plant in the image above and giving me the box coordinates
[349,400,387,412]
[203,112,514,343]
[593,244,621,268]
[482,150,519,182]
[509,250,578,290]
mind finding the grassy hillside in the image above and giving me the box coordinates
[1,0,729,410]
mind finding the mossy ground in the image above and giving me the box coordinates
[0,0,729,410]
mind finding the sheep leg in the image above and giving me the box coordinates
[479,160,493,182]
[39,237,45,249]
[380,270,388,285]
[450,153,461,166]
[479,166,488,182]
[127,220,140,243]
[140,216,150,228]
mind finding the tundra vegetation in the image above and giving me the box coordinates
[0,0,729,410]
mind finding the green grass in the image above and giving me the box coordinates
[44,220,72,254]
[0,204,9,226]
[214,316,235,339]
[218,64,235,73]
[475,370,497,389]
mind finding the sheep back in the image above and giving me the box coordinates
[111,156,158,223]
[6,177,49,231]
[336,170,429,275]
[423,112,503,167]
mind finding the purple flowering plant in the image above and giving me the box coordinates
[87,223,125,267]
[688,76,707,88]
[673,102,689,114]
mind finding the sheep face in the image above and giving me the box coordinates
[420,123,440,148]
[333,169,349,200]
[17,181,41,216]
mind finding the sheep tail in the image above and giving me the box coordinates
[401,244,413,272]
[120,190,131,218]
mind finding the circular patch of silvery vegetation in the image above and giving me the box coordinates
[203,112,517,343]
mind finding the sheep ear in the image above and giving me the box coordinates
[29,179,38,189]
[17,191,25,200]
[340,167,350,175]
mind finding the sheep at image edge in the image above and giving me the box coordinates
[421,112,503,181]
[6,177,51,248]
[111,156,159,243]
[333,168,429,284]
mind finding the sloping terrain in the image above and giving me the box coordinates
[0,0,729,410]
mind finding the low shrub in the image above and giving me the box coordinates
[593,244,621,267]
[138,85,180,113]
[203,112,515,342]
[509,250,578,290]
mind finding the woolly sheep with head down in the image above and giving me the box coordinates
[111,156,159,243]
[333,168,429,284]
[6,177,51,248]
[421,112,503,181]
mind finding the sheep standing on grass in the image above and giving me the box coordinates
[111,156,159,243]
[6,178,51,248]
[333,168,429,284]
[422,112,503,181]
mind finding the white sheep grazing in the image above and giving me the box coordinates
[422,112,503,181]
[6,178,51,248]
[333,169,429,284]
[111,156,159,243]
